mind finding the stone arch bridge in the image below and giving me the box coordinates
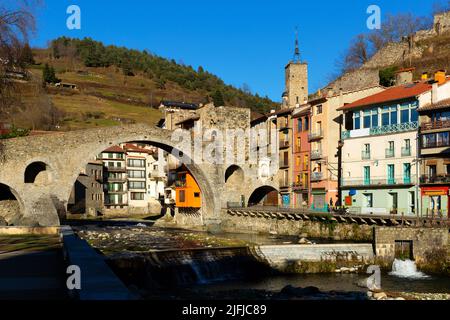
[0,124,278,229]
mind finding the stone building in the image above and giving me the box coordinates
[68,161,104,216]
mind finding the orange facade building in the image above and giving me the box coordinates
[175,166,201,208]
[292,105,310,208]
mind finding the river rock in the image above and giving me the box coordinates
[373,292,387,300]
[279,285,320,297]
[298,237,309,244]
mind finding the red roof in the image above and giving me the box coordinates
[338,81,434,111]
[103,145,124,153]
[123,143,153,154]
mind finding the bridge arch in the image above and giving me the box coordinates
[248,185,279,207]
[61,136,216,226]
[224,165,244,184]
[24,161,51,184]
[0,183,25,225]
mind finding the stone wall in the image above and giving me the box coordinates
[0,200,21,225]
[220,211,373,241]
[326,68,380,94]
[374,227,448,265]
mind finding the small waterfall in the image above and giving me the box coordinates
[389,259,430,279]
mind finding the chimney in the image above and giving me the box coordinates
[421,72,428,81]
[435,70,446,85]
[432,82,438,104]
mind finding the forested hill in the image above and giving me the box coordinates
[47,37,278,113]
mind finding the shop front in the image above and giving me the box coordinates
[421,186,449,218]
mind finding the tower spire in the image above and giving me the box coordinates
[293,27,301,63]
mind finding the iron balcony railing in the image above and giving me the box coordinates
[342,121,419,140]
[401,147,411,156]
[361,150,370,160]
[420,120,450,131]
[311,172,323,181]
[311,149,322,160]
[342,175,416,187]
[420,174,450,184]
[385,148,395,158]
[308,129,323,141]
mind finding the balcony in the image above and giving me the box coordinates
[385,148,395,158]
[106,166,126,172]
[342,176,416,187]
[421,139,450,149]
[311,149,322,160]
[401,147,411,156]
[342,121,419,140]
[361,150,370,160]
[420,120,450,132]
[292,181,307,190]
[308,129,323,141]
[279,140,290,149]
[279,179,289,188]
[311,172,323,182]
[420,174,450,184]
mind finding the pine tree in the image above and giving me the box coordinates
[212,89,225,107]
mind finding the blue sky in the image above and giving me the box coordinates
[29,0,447,102]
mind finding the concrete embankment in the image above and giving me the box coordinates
[252,243,374,273]
[60,226,136,300]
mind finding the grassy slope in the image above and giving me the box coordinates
[27,49,219,131]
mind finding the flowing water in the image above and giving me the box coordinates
[389,259,430,279]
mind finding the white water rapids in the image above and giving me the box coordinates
[388,259,430,279]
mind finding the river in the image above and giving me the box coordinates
[72,223,450,299]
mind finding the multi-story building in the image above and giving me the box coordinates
[274,37,309,208]
[339,73,449,216]
[68,161,104,216]
[418,71,450,217]
[309,86,384,211]
[99,146,128,209]
[292,103,310,208]
[175,164,201,211]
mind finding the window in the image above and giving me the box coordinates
[428,165,437,177]
[363,193,373,208]
[364,166,370,185]
[296,137,301,149]
[388,165,395,184]
[127,170,145,178]
[297,119,302,132]
[403,163,411,183]
[390,106,398,124]
[446,164,450,175]
[127,159,145,167]
[131,192,145,200]
[179,190,185,202]
[316,105,322,114]
[296,156,301,166]
[363,110,371,128]
[128,181,145,189]
[303,155,308,170]
[405,139,410,149]
[304,117,309,131]
[194,192,200,198]
[388,141,394,150]
[354,111,361,130]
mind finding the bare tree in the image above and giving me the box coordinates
[342,34,370,73]
[0,0,40,117]
[433,1,450,14]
